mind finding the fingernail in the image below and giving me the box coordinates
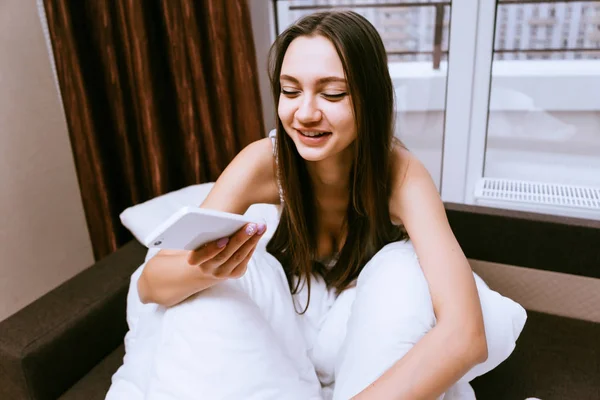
[217,238,229,248]
[257,223,266,235]
[245,223,257,235]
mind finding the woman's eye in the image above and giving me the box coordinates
[323,92,347,100]
[281,89,300,96]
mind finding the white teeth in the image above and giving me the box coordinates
[302,131,328,137]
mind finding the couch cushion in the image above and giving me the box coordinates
[59,345,124,400]
[471,311,600,399]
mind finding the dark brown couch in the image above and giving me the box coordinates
[1,204,599,400]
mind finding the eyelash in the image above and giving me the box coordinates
[280,89,299,96]
[323,93,347,99]
[280,89,347,100]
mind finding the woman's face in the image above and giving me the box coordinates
[278,35,357,162]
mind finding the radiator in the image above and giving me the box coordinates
[474,177,600,220]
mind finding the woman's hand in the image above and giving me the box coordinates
[189,222,267,280]
[138,222,267,307]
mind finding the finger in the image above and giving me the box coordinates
[205,223,263,268]
[213,235,259,278]
[228,245,257,279]
[214,229,263,278]
[187,238,229,265]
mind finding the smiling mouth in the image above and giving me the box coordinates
[298,130,332,138]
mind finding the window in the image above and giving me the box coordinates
[476,1,600,219]
[275,0,454,189]
[272,0,600,220]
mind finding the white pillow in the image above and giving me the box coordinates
[120,183,214,244]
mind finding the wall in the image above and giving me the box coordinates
[471,260,600,324]
[0,0,94,321]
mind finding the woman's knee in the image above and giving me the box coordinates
[165,279,259,330]
[163,247,288,328]
[354,240,436,333]
[333,241,437,399]
[233,246,293,311]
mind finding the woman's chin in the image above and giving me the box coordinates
[296,148,329,162]
[290,136,332,161]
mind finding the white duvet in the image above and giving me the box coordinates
[106,240,526,400]
[110,185,526,399]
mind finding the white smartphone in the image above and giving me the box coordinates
[143,206,256,250]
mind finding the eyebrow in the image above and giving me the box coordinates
[279,74,347,85]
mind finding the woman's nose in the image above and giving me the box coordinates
[295,98,322,124]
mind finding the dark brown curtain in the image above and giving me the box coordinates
[43,0,265,260]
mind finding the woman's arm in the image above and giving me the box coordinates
[355,150,487,400]
[138,138,280,307]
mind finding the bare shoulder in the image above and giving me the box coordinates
[200,137,280,214]
[389,143,440,225]
[390,144,433,188]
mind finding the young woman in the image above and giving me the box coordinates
[132,10,492,400]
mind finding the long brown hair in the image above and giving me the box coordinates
[266,11,407,312]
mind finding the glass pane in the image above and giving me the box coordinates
[275,0,452,189]
[483,0,600,217]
